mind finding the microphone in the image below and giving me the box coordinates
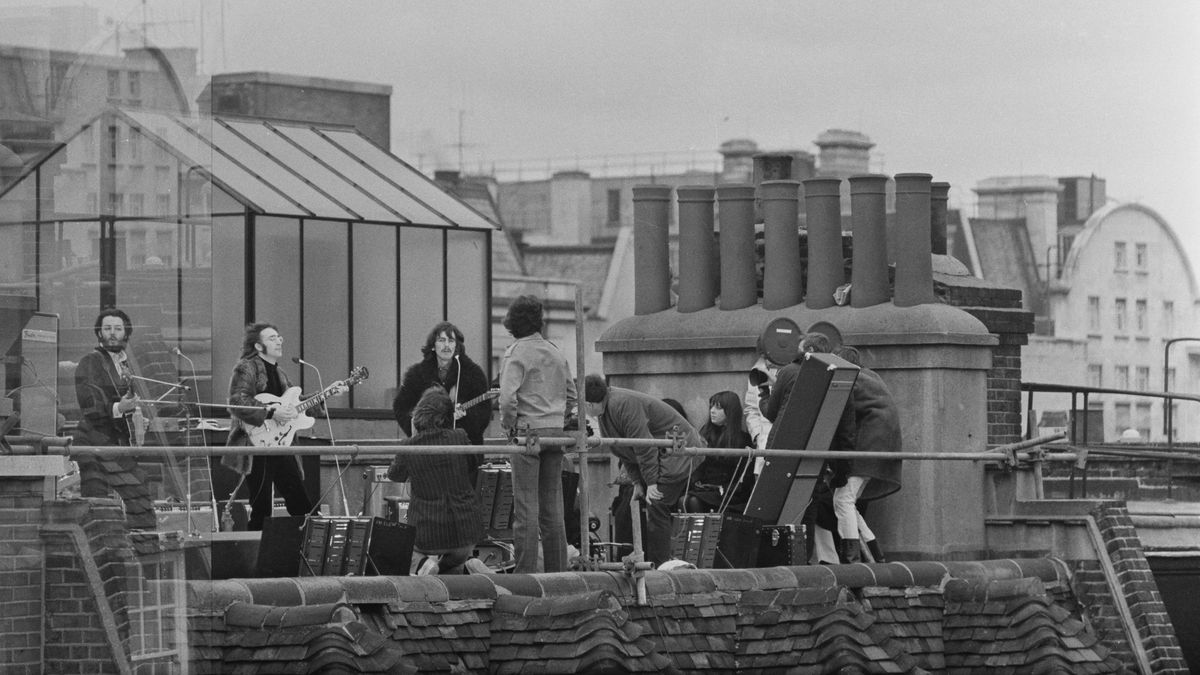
[292,355,349,514]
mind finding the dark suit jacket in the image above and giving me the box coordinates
[223,355,295,474]
[74,347,131,445]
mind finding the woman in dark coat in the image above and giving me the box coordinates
[392,321,491,478]
[387,387,484,574]
[686,390,756,514]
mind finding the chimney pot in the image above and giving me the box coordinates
[803,178,844,309]
[759,180,804,310]
[632,185,674,315]
[849,174,891,307]
[893,173,936,307]
[676,186,719,312]
[716,184,758,310]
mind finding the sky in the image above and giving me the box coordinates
[9,1,1200,264]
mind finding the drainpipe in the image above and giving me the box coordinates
[632,185,672,315]
[760,180,803,310]
[676,186,718,312]
[803,177,843,309]
[716,185,758,310]
[893,173,936,307]
[930,181,950,255]
[849,174,890,307]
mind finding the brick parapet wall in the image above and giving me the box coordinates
[940,278,1034,447]
[0,475,47,675]
[41,499,140,674]
[1071,503,1188,674]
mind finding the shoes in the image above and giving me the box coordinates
[839,538,862,564]
[866,539,887,563]
[413,556,438,576]
[463,558,493,575]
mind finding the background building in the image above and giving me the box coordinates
[954,175,1200,442]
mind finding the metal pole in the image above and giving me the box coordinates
[573,284,590,561]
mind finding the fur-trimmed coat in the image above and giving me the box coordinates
[392,353,491,445]
[74,347,132,446]
[223,355,298,475]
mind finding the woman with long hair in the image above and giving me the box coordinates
[686,390,755,514]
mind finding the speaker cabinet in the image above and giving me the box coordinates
[254,515,307,577]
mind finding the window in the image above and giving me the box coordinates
[1087,364,1103,388]
[1167,367,1177,392]
[130,129,142,160]
[128,194,144,217]
[1114,403,1131,433]
[86,192,98,212]
[1164,301,1176,335]
[1135,402,1152,440]
[156,194,170,214]
[107,192,122,215]
[1115,365,1130,389]
[107,70,120,98]
[607,188,621,225]
[1114,241,1127,270]
[1135,299,1147,333]
[1135,366,1150,392]
[107,125,119,161]
[1135,243,1147,270]
[128,71,141,98]
[1114,298,1127,332]
[1087,296,1101,332]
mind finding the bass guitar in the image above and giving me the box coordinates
[248,366,369,447]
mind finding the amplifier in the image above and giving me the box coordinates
[757,524,807,567]
[670,512,762,569]
[300,516,414,576]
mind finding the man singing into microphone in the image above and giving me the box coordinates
[73,308,155,530]
[224,322,344,530]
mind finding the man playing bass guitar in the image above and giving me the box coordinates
[224,322,348,531]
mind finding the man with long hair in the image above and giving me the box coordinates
[224,322,344,530]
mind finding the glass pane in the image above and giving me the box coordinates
[207,120,357,219]
[124,110,305,216]
[211,214,246,405]
[398,227,444,370]
[301,219,350,403]
[446,229,490,377]
[324,131,495,229]
[352,223,397,408]
[222,121,393,221]
[253,215,301,372]
[272,125,448,224]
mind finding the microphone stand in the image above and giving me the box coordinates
[174,347,214,534]
[292,357,350,516]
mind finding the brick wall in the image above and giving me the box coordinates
[939,281,1034,446]
[1071,503,1188,674]
[41,499,141,674]
[0,475,46,674]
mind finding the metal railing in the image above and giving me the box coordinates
[1022,381,1200,448]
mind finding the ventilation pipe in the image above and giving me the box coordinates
[849,174,890,307]
[894,173,936,307]
[803,178,843,309]
[760,180,803,310]
[716,185,757,310]
[676,186,718,312]
[632,185,672,315]
[930,181,950,255]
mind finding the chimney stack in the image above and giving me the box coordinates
[930,181,950,256]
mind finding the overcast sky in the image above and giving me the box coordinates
[11,1,1200,264]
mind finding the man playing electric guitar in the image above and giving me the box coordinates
[224,322,349,531]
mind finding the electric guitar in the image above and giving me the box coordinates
[248,366,369,447]
[454,388,500,417]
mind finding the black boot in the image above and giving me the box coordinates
[866,539,887,563]
[839,538,862,564]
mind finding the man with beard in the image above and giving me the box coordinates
[73,308,156,529]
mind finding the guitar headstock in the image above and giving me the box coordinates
[346,366,369,387]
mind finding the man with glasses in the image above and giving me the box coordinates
[224,322,344,530]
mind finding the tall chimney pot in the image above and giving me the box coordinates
[849,174,891,307]
[894,173,936,307]
[632,185,673,315]
[676,186,719,312]
[930,181,950,255]
[760,180,804,310]
[803,178,844,309]
[716,185,758,310]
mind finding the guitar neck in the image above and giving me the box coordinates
[296,386,336,413]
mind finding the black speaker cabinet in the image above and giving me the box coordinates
[744,352,858,525]
[300,516,414,576]
[671,512,762,569]
[757,524,807,567]
[254,515,307,577]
